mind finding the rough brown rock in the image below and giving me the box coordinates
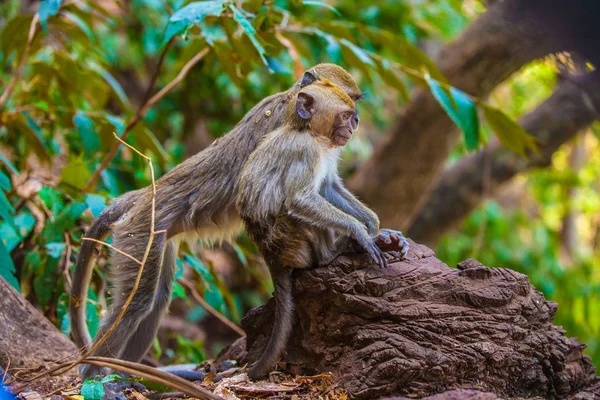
[0,277,78,392]
[230,241,598,399]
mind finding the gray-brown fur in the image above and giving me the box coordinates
[70,64,365,378]
[237,80,394,379]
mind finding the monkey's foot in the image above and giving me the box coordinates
[374,229,409,259]
[78,363,111,380]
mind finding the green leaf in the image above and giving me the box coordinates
[131,127,168,164]
[46,242,66,259]
[73,110,101,155]
[0,153,19,175]
[0,212,36,251]
[303,0,341,16]
[38,0,63,34]
[60,158,92,190]
[232,244,248,266]
[62,11,94,40]
[42,201,86,242]
[172,281,186,300]
[85,194,106,218]
[482,104,538,157]
[0,241,19,291]
[0,173,17,234]
[81,377,105,400]
[229,5,268,66]
[13,112,50,161]
[57,292,71,335]
[2,15,34,61]
[34,254,58,307]
[162,0,225,46]
[425,75,480,150]
[339,39,374,66]
[89,64,131,109]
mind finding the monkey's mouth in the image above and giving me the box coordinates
[335,129,353,144]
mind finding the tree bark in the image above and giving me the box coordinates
[349,0,560,230]
[408,72,600,246]
[0,277,78,392]
[220,241,598,399]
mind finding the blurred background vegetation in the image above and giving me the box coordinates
[1,0,598,370]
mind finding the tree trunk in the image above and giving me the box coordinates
[0,277,78,392]
[220,241,598,399]
[349,0,560,230]
[408,72,600,246]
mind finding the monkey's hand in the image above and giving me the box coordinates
[364,211,380,237]
[354,229,388,269]
[374,229,409,260]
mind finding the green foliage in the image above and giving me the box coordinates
[426,74,479,150]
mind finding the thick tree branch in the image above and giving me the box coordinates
[348,0,560,229]
[408,72,600,245]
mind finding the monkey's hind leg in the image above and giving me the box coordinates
[247,264,293,380]
[79,232,167,379]
[119,241,177,363]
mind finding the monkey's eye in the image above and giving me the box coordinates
[342,112,353,121]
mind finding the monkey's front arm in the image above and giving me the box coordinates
[323,178,380,236]
[287,191,387,268]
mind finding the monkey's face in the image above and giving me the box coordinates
[295,82,358,148]
[330,110,357,147]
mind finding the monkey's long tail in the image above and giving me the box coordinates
[69,192,138,350]
[247,265,293,380]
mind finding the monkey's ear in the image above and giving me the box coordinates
[300,71,318,88]
[296,92,315,120]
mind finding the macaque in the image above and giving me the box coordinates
[70,64,408,378]
[237,77,408,379]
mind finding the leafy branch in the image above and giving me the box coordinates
[84,47,210,191]
[0,13,39,114]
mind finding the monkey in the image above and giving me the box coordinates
[70,63,408,378]
[236,78,409,379]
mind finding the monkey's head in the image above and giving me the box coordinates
[298,64,362,130]
[291,79,358,147]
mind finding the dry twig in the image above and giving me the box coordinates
[177,278,245,337]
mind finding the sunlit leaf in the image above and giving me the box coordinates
[61,159,91,193]
[426,74,480,150]
[39,0,63,34]
[482,104,538,157]
[0,241,19,291]
[229,5,268,66]
[162,0,225,46]
[303,0,341,16]
[374,58,409,102]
